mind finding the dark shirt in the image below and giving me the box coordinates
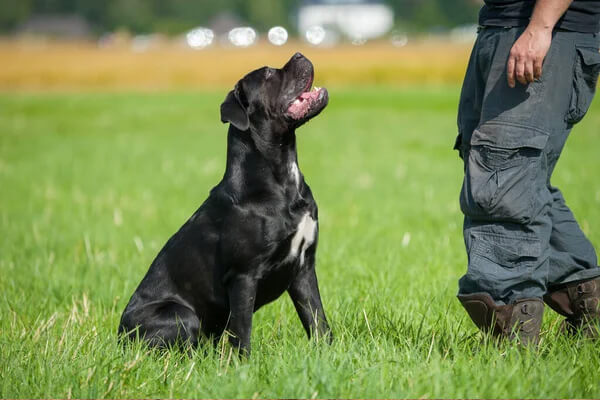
[480,0,600,33]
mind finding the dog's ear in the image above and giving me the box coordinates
[220,86,250,131]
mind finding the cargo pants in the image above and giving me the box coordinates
[456,26,600,305]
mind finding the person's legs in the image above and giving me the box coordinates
[544,184,600,337]
[541,32,600,336]
[456,27,586,343]
[547,156,599,287]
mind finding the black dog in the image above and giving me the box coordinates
[119,53,331,354]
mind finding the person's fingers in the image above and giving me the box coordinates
[525,60,535,83]
[515,57,527,85]
[533,57,543,80]
[507,54,516,88]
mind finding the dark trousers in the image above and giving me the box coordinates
[456,27,600,305]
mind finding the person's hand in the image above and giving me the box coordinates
[507,27,552,88]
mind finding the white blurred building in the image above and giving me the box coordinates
[298,0,394,42]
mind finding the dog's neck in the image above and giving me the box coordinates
[223,126,301,193]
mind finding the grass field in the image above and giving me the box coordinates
[1,86,600,398]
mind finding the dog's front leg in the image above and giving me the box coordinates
[226,274,257,356]
[288,252,332,343]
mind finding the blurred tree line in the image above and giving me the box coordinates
[0,0,482,34]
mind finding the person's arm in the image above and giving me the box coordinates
[507,0,573,88]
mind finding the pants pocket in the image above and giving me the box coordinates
[566,46,600,124]
[470,233,541,269]
[460,126,549,224]
[461,232,542,301]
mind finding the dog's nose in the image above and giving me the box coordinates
[293,52,304,60]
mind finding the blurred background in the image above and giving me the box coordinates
[3,3,600,398]
[0,0,484,89]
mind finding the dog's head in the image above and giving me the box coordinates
[220,53,328,138]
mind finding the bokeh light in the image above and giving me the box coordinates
[228,27,257,47]
[391,32,409,47]
[268,26,288,46]
[186,27,214,49]
[305,26,326,46]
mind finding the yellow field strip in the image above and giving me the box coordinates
[0,39,472,90]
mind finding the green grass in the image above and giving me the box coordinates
[1,86,600,398]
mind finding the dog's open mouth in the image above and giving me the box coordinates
[286,86,328,120]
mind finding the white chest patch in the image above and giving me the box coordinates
[288,212,317,266]
[289,162,300,188]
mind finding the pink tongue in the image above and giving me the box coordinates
[288,99,309,119]
[288,89,320,119]
[300,90,319,100]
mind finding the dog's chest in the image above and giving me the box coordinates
[255,211,317,306]
[286,212,317,266]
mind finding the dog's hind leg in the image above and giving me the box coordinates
[119,301,200,349]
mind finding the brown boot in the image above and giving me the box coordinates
[458,293,544,346]
[543,277,600,338]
